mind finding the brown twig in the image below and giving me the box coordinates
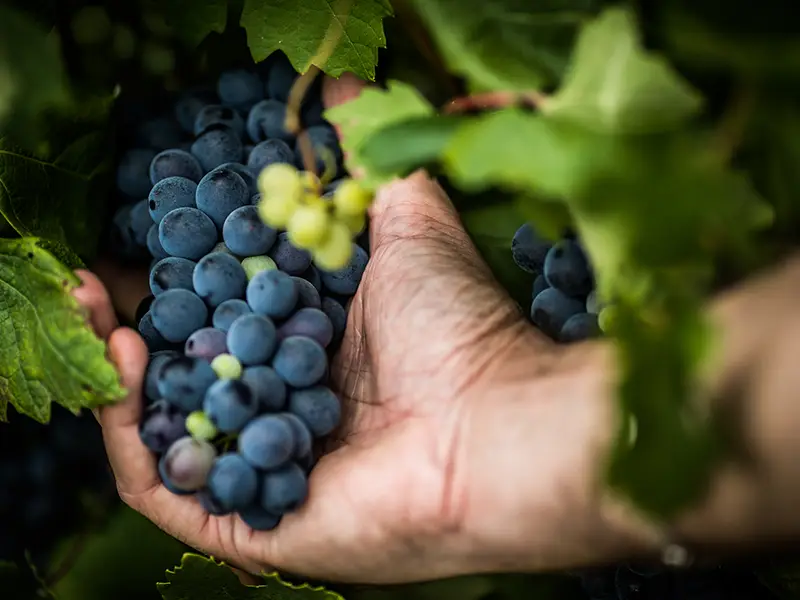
[442,90,549,114]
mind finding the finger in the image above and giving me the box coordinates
[73,270,119,340]
[322,73,367,110]
[92,258,151,324]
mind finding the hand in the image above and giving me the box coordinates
[75,75,646,584]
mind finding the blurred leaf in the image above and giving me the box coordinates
[147,0,229,47]
[325,80,434,189]
[409,0,599,92]
[543,7,704,134]
[241,0,393,81]
[158,554,344,599]
[0,238,125,423]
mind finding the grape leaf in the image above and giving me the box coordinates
[409,0,599,92]
[0,114,114,259]
[0,6,70,139]
[324,80,434,189]
[240,0,393,81]
[542,7,704,134]
[0,238,125,423]
[158,553,344,599]
[148,0,229,47]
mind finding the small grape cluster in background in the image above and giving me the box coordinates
[511,223,605,343]
[108,54,369,530]
[0,407,113,562]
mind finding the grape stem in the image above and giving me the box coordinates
[442,90,549,114]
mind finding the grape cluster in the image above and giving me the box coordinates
[511,223,604,343]
[110,55,368,530]
[0,406,113,562]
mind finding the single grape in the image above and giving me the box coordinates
[148,176,198,224]
[144,350,180,401]
[559,312,601,343]
[278,413,313,458]
[241,366,287,412]
[339,211,366,236]
[218,69,264,112]
[585,289,602,314]
[268,232,311,275]
[158,456,194,496]
[238,505,281,531]
[543,239,593,297]
[139,400,188,454]
[216,162,259,196]
[174,88,218,133]
[321,297,347,345]
[193,104,246,138]
[150,149,203,185]
[204,379,259,433]
[137,312,175,352]
[192,252,248,307]
[185,327,228,361]
[110,204,150,261]
[207,453,258,512]
[157,356,218,412]
[319,244,367,295]
[197,488,231,516]
[150,257,197,296]
[213,299,252,333]
[530,287,584,339]
[185,410,218,441]
[511,223,551,274]
[313,220,352,271]
[147,224,170,260]
[292,277,322,309]
[265,52,296,102]
[287,203,330,249]
[258,193,299,229]
[532,273,549,298]
[332,179,371,215]
[151,289,209,342]
[272,336,327,388]
[247,139,295,174]
[129,199,153,247]
[239,414,295,470]
[278,308,333,347]
[300,265,322,292]
[257,163,302,206]
[227,314,277,365]
[288,386,341,437]
[210,353,243,380]
[222,205,278,256]
[116,148,157,198]
[260,462,308,514]
[246,269,298,319]
[241,255,278,280]
[158,207,217,260]
[246,99,294,143]
[160,437,217,492]
[190,124,244,172]
[196,167,251,230]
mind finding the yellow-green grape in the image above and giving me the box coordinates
[300,171,322,195]
[258,163,302,200]
[186,411,218,441]
[287,203,330,249]
[339,211,366,235]
[241,255,277,280]
[598,305,616,333]
[333,179,371,216]
[210,353,243,379]
[313,220,353,271]
[258,193,299,229]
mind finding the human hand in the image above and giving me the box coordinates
[77,75,649,584]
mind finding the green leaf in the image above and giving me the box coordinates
[240,0,393,81]
[0,109,114,259]
[148,0,229,47]
[357,115,464,178]
[543,7,704,134]
[324,80,434,189]
[158,553,344,599]
[409,0,598,92]
[0,238,125,423]
[0,6,70,138]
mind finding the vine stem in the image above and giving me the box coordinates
[442,90,549,114]
[713,81,757,165]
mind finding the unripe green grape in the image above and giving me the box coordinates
[186,411,218,441]
[333,179,371,215]
[287,204,330,249]
[258,163,302,203]
[258,193,299,228]
[339,211,366,235]
[313,220,352,270]
[210,353,243,379]
[241,255,277,280]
